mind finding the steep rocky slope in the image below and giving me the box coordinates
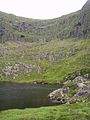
[0,0,90,43]
[48,0,90,104]
[0,10,80,42]
[74,0,90,38]
[0,0,90,84]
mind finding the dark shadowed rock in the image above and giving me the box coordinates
[75,0,90,38]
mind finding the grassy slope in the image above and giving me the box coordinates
[0,103,90,120]
[0,38,90,84]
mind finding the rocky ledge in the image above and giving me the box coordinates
[48,74,90,104]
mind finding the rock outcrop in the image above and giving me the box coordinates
[4,63,42,80]
[48,74,90,104]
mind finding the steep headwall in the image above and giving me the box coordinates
[73,0,90,38]
[0,0,89,43]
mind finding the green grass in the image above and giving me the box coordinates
[0,103,90,120]
[0,38,90,84]
[14,31,48,41]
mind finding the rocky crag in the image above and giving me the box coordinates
[48,73,90,104]
[0,0,90,43]
[75,0,90,38]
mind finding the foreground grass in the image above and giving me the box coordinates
[0,103,90,120]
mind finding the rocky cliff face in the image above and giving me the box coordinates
[81,0,90,38]
[0,1,90,43]
[73,0,90,38]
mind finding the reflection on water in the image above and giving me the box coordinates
[0,82,60,110]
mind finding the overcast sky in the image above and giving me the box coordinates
[0,0,87,19]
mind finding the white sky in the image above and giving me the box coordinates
[0,0,87,19]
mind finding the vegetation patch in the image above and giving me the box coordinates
[0,103,90,120]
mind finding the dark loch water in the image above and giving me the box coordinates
[0,82,59,110]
